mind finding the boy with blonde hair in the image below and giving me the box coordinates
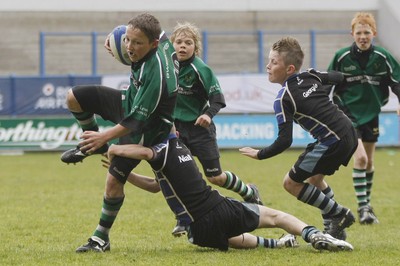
[170,22,263,235]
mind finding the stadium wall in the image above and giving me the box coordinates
[2,0,400,76]
[0,0,379,12]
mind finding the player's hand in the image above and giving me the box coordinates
[194,114,211,128]
[101,144,117,168]
[79,131,107,155]
[104,33,114,56]
[397,105,400,116]
[101,154,110,169]
[239,147,260,160]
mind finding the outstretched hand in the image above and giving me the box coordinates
[239,147,260,160]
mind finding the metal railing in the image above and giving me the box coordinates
[39,29,348,76]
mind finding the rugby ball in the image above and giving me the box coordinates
[109,25,131,66]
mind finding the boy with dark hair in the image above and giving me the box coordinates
[59,13,179,252]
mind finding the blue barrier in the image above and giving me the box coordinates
[0,113,398,151]
[0,76,101,116]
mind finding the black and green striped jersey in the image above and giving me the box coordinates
[120,32,179,147]
[328,43,400,126]
[174,56,226,122]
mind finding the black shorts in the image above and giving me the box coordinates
[188,198,260,251]
[72,85,124,123]
[356,116,379,143]
[175,120,222,177]
[72,84,138,183]
[289,129,358,182]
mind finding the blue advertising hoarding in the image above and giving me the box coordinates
[0,113,398,151]
[214,113,399,148]
[0,76,101,116]
[0,78,12,115]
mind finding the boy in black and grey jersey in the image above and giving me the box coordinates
[240,37,357,241]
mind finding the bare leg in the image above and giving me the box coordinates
[228,233,257,249]
[258,205,307,235]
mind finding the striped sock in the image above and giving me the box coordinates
[366,171,374,204]
[72,111,99,131]
[222,171,252,200]
[301,226,319,243]
[321,186,334,231]
[257,236,278,248]
[93,196,124,242]
[353,168,368,208]
[298,183,343,217]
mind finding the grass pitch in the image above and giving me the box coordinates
[1,148,399,265]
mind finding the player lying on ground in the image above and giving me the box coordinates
[93,133,354,252]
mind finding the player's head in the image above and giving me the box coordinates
[127,13,161,43]
[267,37,304,85]
[351,12,377,35]
[271,37,304,70]
[350,12,376,51]
[125,13,161,62]
[171,22,202,61]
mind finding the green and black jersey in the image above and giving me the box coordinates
[327,43,400,126]
[120,32,179,146]
[174,55,226,122]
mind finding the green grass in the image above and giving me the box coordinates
[1,148,400,265]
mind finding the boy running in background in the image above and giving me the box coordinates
[327,12,400,224]
[170,22,263,235]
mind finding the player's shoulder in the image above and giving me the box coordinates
[191,56,211,69]
[189,57,216,79]
[335,45,351,54]
[288,71,320,86]
[373,45,394,57]
[332,46,352,61]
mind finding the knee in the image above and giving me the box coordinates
[207,173,225,186]
[283,174,302,195]
[282,176,292,192]
[354,153,368,168]
[66,88,81,111]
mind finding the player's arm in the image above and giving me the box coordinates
[389,83,400,115]
[256,122,293,159]
[195,94,225,128]
[127,172,160,193]
[195,63,226,128]
[240,122,293,160]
